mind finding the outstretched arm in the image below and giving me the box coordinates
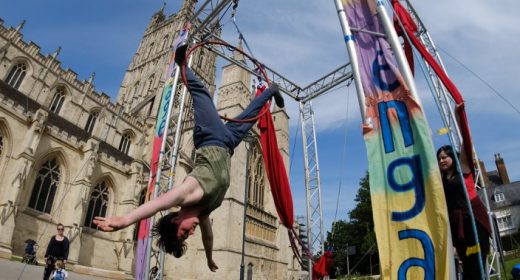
[199,215,218,272]
[94,177,203,231]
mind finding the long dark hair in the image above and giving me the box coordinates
[152,212,187,258]
[436,145,459,176]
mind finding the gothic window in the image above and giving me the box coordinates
[147,97,155,117]
[146,43,155,59]
[119,133,131,154]
[84,180,110,229]
[197,50,205,69]
[256,158,265,206]
[0,130,3,157]
[84,111,99,134]
[49,87,65,113]
[147,74,155,92]
[28,158,61,214]
[247,144,265,208]
[129,82,140,102]
[133,189,147,241]
[247,263,253,280]
[161,35,170,51]
[5,62,27,89]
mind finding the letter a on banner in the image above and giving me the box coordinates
[340,0,453,279]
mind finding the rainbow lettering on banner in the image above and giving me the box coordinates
[135,24,190,280]
[341,0,452,279]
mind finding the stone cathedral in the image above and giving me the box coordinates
[0,1,305,279]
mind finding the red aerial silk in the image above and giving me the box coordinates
[392,0,475,172]
[312,251,333,280]
[256,85,294,227]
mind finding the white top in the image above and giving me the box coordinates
[51,268,68,279]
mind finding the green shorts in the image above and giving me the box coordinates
[188,145,231,215]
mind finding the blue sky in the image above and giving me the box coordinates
[2,0,519,235]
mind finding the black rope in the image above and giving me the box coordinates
[437,47,520,116]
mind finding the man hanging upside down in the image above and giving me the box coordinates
[93,44,284,272]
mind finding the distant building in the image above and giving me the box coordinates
[481,154,520,237]
[0,1,303,279]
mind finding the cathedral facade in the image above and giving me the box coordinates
[0,1,304,279]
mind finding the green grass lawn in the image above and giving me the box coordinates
[501,256,520,280]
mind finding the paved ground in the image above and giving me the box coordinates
[0,258,107,280]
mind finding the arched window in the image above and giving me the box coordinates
[84,111,99,134]
[129,82,140,102]
[0,130,3,157]
[146,43,155,59]
[84,180,110,229]
[5,62,27,89]
[49,87,65,113]
[256,158,265,206]
[161,35,170,51]
[119,133,131,154]
[247,263,253,280]
[28,158,61,214]
[147,74,155,92]
[147,97,155,117]
[133,189,147,241]
[247,144,265,208]
[197,50,205,69]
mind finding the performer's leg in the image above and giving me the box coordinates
[224,85,279,148]
[184,67,228,147]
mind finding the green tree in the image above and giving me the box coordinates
[326,172,379,277]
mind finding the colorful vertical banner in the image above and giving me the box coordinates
[135,24,190,279]
[341,0,451,279]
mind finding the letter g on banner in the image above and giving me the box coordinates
[387,155,425,222]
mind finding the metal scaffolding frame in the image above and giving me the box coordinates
[144,0,499,279]
[299,100,325,276]
[401,0,504,278]
[143,1,351,279]
[143,3,354,280]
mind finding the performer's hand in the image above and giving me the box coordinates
[93,216,128,232]
[207,259,218,272]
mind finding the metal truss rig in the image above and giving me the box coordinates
[188,0,355,102]
[196,35,352,264]
[147,1,356,278]
[187,2,503,280]
[300,100,325,275]
[400,0,504,279]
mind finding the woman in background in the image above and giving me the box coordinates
[437,144,491,280]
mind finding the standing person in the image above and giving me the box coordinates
[94,44,284,272]
[50,260,68,280]
[437,142,491,279]
[43,223,69,280]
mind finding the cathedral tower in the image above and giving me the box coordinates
[115,0,216,122]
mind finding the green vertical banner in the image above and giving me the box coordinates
[341,0,452,279]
